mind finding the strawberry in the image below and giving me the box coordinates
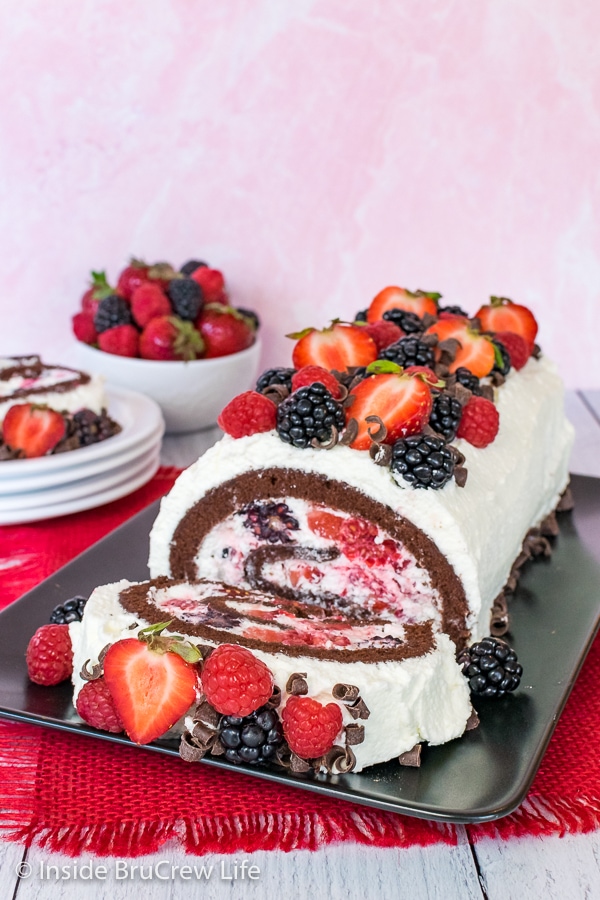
[3,403,66,458]
[424,319,495,378]
[131,282,172,328]
[81,270,115,315]
[289,322,377,372]
[98,324,140,357]
[403,365,443,388]
[190,267,227,303]
[291,365,344,399]
[367,287,441,323]
[494,331,530,371]
[103,622,201,745]
[360,319,404,352]
[307,508,344,539]
[346,365,433,451]
[72,311,98,345]
[140,315,204,361]
[116,258,150,300]
[195,305,255,358]
[217,391,277,438]
[474,296,538,351]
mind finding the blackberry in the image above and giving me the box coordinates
[71,409,120,446]
[256,367,296,394]
[167,278,203,321]
[429,393,463,441]
[379,336,434,368]
[458,637,523,699]
[391,434,455,489]
[180,259,207,276]
[492,340,511,377]
[354,309,368,322]
[50,595,87,624]
[455,367,482,395]
[240,501,299,543]
[236,307,260,330]
[219,706,285,765]
[276,383,345,449]
[94,295,133,333]
[438,304,469,317]
[382,309,423,334]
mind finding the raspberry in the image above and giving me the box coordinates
[361,320,403,352]
[339,517,398,566]
[217,391,277,439]
[281,696,343,759]
[76,678,124,733]
[26,624,73,685]
[291,365,343,399]
[98,324,140,358]
[456,396,500,448]
[494,331,530,371]
[201,644,274,716]
[72,311,98,345]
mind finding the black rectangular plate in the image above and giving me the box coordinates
[1,474,599,824]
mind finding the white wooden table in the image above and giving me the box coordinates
[2,390,600,899]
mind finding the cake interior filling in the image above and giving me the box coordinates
[193,499,442,628]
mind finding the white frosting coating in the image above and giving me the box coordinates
[69,579,472,772]
[149,355,574,642]
[0,358,107,422]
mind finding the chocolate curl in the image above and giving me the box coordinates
[339,418,358,446]
[490,371,506,388]
[398,744,421,767]
[267,686,282,708]
[289,752,312,773]
[366,415,387,443]
[466,709,480,731]
[210,738,226,756]
[179,733,209,762]
[193,699,221,729]
[262,383,290,405]
[311,426,339,450]
[438,338,461,367]
[448,445,468,488]
[347,697,371,720]
[286,673,309,695]
[490,592,509,637]
[532,343,542,359]
[420,313,438,330]
[557,486,575,512]
[434,363,451,380]
[479,384,495,402]
[318,745,356,774]
[79,644,111,682]
[446,382,473,407]
[345,724,365,746]
[369,442,392,467]
[540,511,559,537]
[342,392,356,409]
[332,683,360,702]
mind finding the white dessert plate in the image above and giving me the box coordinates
[0,386,164,482]
[0,453,160,526]
[0,475,598,824]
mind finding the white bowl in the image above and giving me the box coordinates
[73,338,262,433]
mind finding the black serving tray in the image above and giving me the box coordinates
[1,474,599,824]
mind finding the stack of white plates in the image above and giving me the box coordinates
[0,385,164,525]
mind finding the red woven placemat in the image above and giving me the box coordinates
[0,466,598,856]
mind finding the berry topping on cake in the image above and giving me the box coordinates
[219,705,285,765]
[494,331,530,371]
[94,295,134,333]
[456,396,500,448]
[491,340,511,377]
[360,319,404,352]
[474,296,538,352]
[140,315,204,361]
[289,322,377,372]
[71,311,98,345]
[438,304,469,317]
[217,391,277,438]
[458,637,523,698]
[425,319,496,378]
[116,259,150,300]
[367,286,441,322]
[281,695,343,759]
[190,267,227,304]
[50,595,87,624]
[382,308,424,334]
[130,282,172,328]
[379,336,435,369]
[240,501,299,543]
[81,270,115,314]
[3,403,66,458]
[76,678,124,733]
[429,393,463,441]
[256,367,296,394]
[277,383,346,449]
[167,278,204,321]
[180,259,208,276]
[98,323,140,357]
[26,624,73,685]
[346,367,433,451]
[390,434,456,490]
[195,305,255,358]
[454,367,482,395]
[103,623,201,745]
[291,365,344,399]
[200,644,274,717]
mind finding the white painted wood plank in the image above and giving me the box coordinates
[473,830,600,899]
[0,839,26,898]
[15,836,484,900]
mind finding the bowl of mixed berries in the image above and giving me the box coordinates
[72,258,261,433]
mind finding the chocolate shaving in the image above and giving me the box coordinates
[454,466,468,488]
[210,738,226,756]
[193,699,221,728]
[262,383,290,405]
[289,752,312,773]
[127,621,139,630]
[539,511,559,537]
[332,683,360,702]
[347,697,371,720]
[421,313,438,330]
[286,673,308,695]
[311,426,339,450]
[469,317,482,331]
[557,486,574,512]
[447,382,473,407]
[532,343,542,359]
[398,744,421,767]
[366,415,387,443]
[345,723,365,746]
[490,592,509,636]
[189,721,218,745]
[79,644,111,681]
[434,363,451,379]
[339,418,358,445]
[179,733,209,762]
[420,331,438,348]
[480,384,495,402]
[369,442,392,467]
[335,384,349,402]
[318,744,356,774]
[465,709,480,731]
[267,686,282,708]
[342,393,356,409]
[437,338,461,366]
[490,371,505,388]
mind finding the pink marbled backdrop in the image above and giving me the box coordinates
[0,0,599,386]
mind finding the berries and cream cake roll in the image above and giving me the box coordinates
[0,355,106,423]
[149,293,574,649]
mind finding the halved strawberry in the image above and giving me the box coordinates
[346,368,433,450]
[367,287,441,323]
[474,296,538,351]
[103,623,200,745]
[289,322,377,371]
[307,508,344,539]
[424,320,495,378]
[2,404,66,458]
